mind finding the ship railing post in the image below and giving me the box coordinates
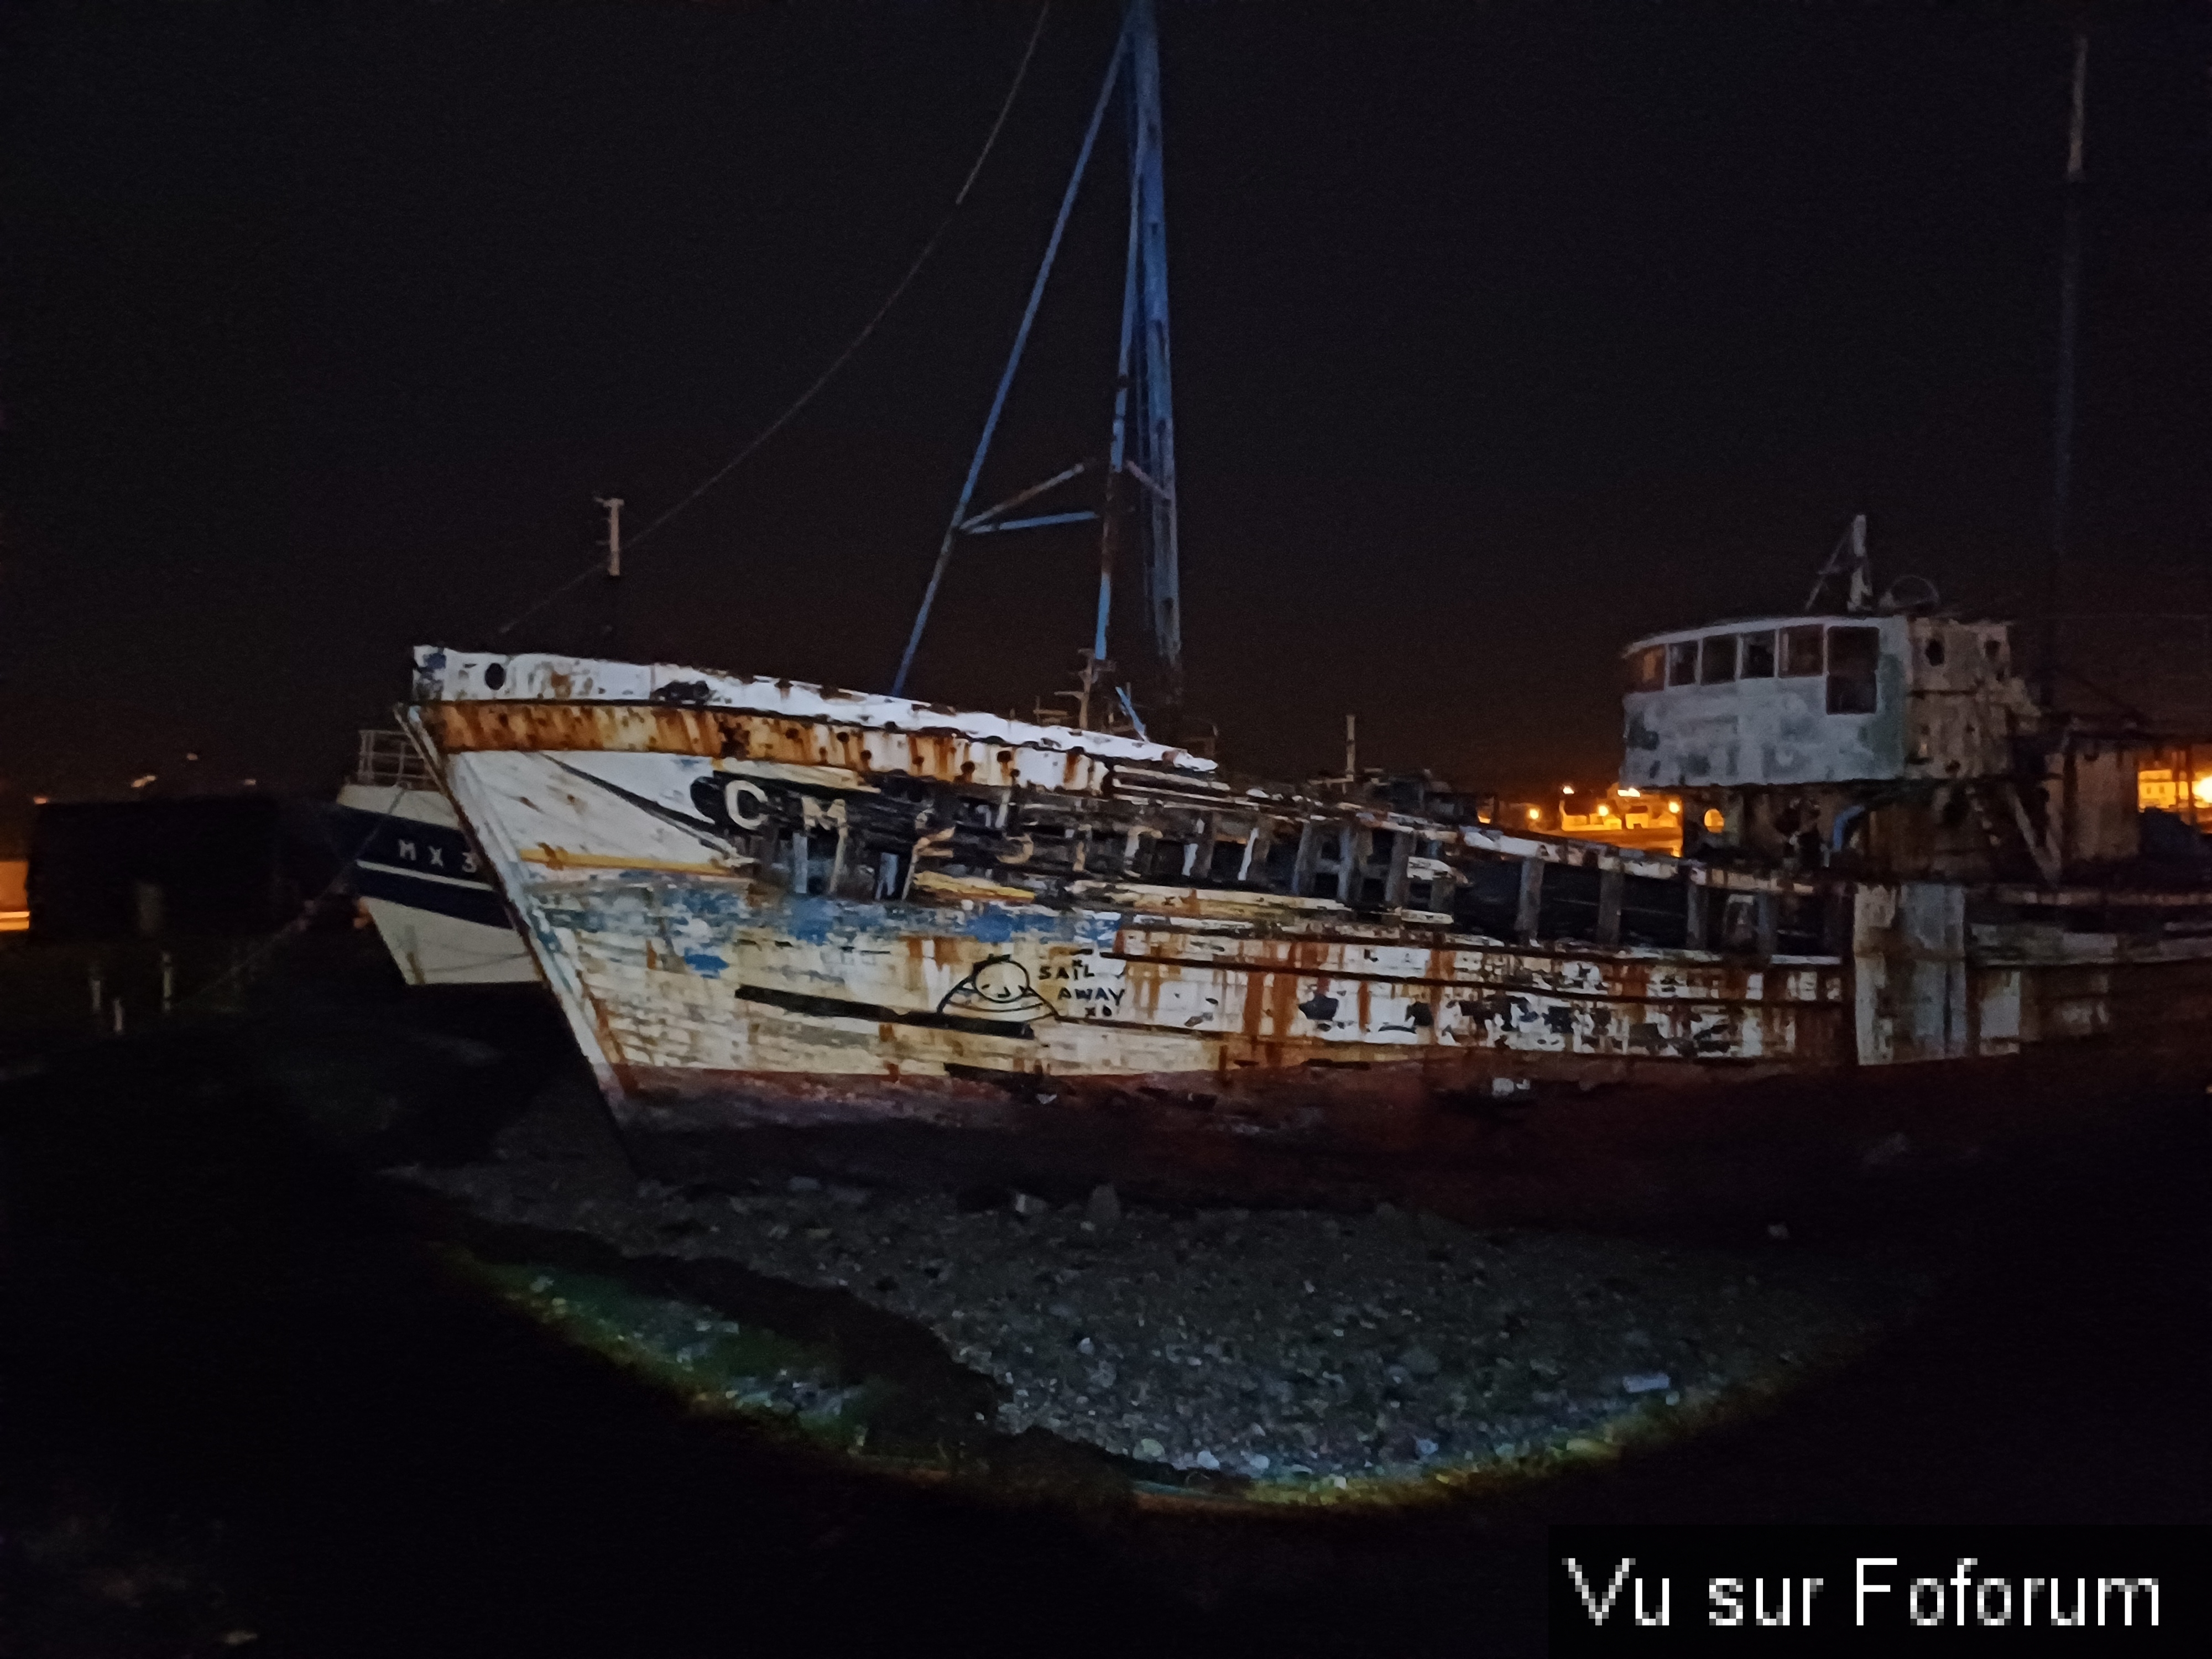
[1290,819,1322,897]
[1597,865,1624,946]
[1338,827,1372,905]
[1237,818,1274,883]
[1383,830,1413,910]
[1685,873,1709,950]
[1822,884,1854,957]
[1755,889,1778,959]
[1515,857,1545,943]
[1191,812,1219,883]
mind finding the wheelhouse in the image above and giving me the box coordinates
[1620,614,2027,789]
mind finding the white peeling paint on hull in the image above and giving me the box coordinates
[386,676,2212,1216]
[357,896,538,987]
[421,742,1853,1107]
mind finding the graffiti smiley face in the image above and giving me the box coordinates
[940,955,1053,1021]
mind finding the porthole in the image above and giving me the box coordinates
[483,662,507,690]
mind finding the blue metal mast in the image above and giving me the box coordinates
[894,0,1183,724]
[1121,0,1181,709]
[891,9,1129,700]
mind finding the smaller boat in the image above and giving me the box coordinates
[333,729,536,987]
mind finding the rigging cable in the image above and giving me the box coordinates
[492,2,1053,641]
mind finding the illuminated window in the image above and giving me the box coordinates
[1630,646,1666,691]
[1782,625,1824,678]
[2137,768,2182,811]
[1826,626,1880,715]
[1702,807,1726,832]
[1699,634,1738,685]
[1667,640,1698,687]
[1740,630,1776,677]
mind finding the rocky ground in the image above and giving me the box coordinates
[395,1084,1907,1489]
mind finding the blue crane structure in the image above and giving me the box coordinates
[891,0,1183,731]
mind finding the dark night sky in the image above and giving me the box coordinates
[3,2,2209,849]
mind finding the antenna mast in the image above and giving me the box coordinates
[596,495,624,578]
[2043,28,2088,706]
[1806,513,1872,613]
[596,493,625,650]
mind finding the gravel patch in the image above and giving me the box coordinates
[398,1143,1901,1486]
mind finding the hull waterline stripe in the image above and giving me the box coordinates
[732,983,1036,1042]
[355,857,497,893]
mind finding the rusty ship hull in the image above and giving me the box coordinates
[395,645,2212,1226]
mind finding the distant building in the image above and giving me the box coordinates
[1510,785,1684,855]
[25,796,340,942]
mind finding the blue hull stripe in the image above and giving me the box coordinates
[330,804,513,930]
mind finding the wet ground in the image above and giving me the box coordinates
[1,943,2206,1655]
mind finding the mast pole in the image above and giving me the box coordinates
[1127,0,1182,711]
[1847,512,1870,613]
[596,495,624,578]
[892,12,1131,698]
[1089,157,1144,716]
[2044,28,2088,707]
[597,494,624,651]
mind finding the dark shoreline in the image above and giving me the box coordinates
[1,968,2205,1655]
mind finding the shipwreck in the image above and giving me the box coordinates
[333,2,2212,1223]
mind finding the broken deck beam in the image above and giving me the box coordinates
[1596,867,1624,945]
[1515,858,1545,942]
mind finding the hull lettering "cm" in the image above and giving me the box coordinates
[723,778,772,830]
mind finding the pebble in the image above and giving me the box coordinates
[404,1146,1895,1487]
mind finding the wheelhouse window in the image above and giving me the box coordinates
[1825,625,1880,714]
[1629,645,1666,692]
[1740,629,1776,677]
[1667,640,1699,686]
[1698,633,1738,684]
[1782,625,1824,678]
